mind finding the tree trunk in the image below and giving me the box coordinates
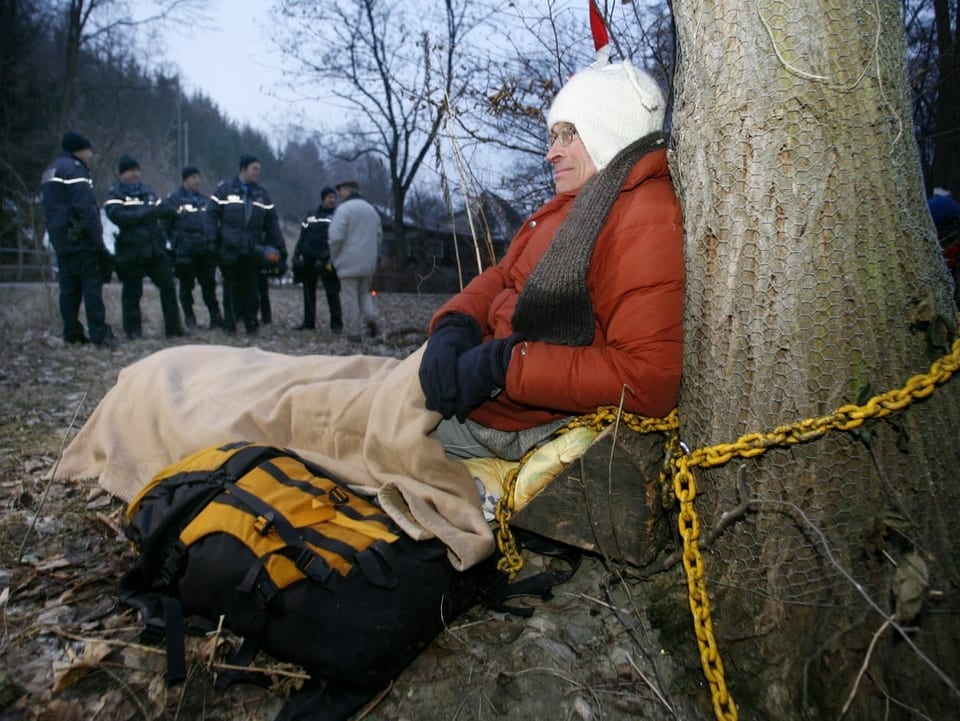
[670,1,960,718]
[392,183,407,252]
[932,0,960,192]
[58,0,88,137]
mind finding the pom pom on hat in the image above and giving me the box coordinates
[181,165,200,180]
[61,131,92,154]
[117,154,140,174]
[546,60,665,172]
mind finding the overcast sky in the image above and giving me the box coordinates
[145,1,587,148]
[149,1,289,142]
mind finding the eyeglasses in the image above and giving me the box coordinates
[547,125,578,149]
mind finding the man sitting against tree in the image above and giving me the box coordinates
[419,58,684,461]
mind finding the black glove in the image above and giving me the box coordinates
[419,313,482,418]
[154,201,176,220]
[453,334,523,422]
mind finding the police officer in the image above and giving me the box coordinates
[41,131,118,348]
[208,154,285,335]
[164,166,223,329]
[104,155,184,339]
[291,186,342,332]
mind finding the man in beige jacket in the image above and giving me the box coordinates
[328,179,382,341]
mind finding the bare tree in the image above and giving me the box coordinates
[271,0,485,248]
[930,0,959,190]
[52,0,208,140]
[454,0,592,212]
[458,1,676,213]
[903,0,959,193]
[671,0,960,718]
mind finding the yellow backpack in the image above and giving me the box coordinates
[120,441,477,718]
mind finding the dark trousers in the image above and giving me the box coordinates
[257,273,272,324]
[221,255,259,332]
[175,253,221,325]
[117,256,182,337]
[56,251,108,344]
[301,257,342,329]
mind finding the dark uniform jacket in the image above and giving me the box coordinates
[41,152,103,255]
[164,186,215,258]
[208,176,285,265]
[293,206,334,262]
[103,182,170,265]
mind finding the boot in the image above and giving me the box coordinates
[93,326,119,350]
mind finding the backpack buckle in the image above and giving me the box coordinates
[253,512,275,536]
[293,548,333,583]
[137,612,167,645]
[158,541,186,587]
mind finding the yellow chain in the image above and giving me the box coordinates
[493,465,523,579]
[674,453,738,721]
[493,445,541,580]
[672,326,960,721]
[491,323,960,721]
[686,333,960,473]
[493,409,679,579]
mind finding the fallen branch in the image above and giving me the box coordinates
[52,628,310,680]
[838,615,893,719]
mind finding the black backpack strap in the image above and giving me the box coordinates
[224,482,338,581]
[118,565,188,685]
[214,637,271,691]
[218,443,290,480]
[162,596,188,684]
[475,531,582,617]
[355,539,400,590]
[225,480,401,589]
[118,565,166,642]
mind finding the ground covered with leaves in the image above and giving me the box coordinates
[0,282,709,721]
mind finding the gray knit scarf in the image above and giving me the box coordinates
[511,132,666,346]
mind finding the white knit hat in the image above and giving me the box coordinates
[546,60,665,172]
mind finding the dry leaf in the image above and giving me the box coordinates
[893,551,929,624]
[36,698,85,721]
[52,640,113,694]
[34,555,71,572]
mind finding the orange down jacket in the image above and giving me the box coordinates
[430,147,684,432]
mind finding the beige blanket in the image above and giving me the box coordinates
[53,344,494,570]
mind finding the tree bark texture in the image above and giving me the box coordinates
[670,1,960,718]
